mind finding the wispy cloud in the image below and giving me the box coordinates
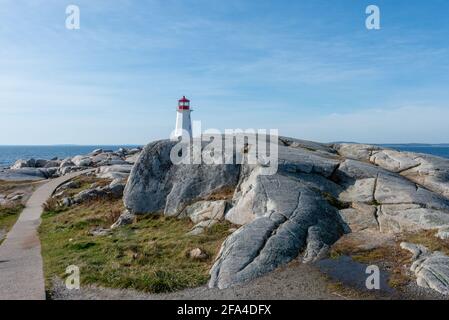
[0,0,449,144]
[284,105,449,144]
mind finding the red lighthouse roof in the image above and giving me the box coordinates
[178,96,190,110]
[179,96,190,103]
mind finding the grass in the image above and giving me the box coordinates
[0,203,25,245]
[39,197,234,294]
[401,230,449,256]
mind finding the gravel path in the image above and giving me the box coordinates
[0,170,93,300]
[51,261,364,300]
[51,259,448,300]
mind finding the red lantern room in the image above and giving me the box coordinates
[178,96,190,110]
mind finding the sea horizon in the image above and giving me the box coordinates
[2,142,449,147]
[2,142,449,168]
[0,145,142,167]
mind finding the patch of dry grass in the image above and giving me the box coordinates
[0,203,25,244]
[39,197,234,294]
[401,230,449,256]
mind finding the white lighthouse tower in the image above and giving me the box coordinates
[173,96,192,139]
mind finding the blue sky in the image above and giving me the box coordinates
[1,0,449,144]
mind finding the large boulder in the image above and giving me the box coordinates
[96,164,133,180]
[44,160,61,168]
[71,155,93,167]
[34,159,49,168]
[59,158,75,168]
[124,140,240,216]
[11,158,36,169]
[210,174,347,289]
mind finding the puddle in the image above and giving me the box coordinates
[316,255,395,294]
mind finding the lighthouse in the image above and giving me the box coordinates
[173,96,193,139]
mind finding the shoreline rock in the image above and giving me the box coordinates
[0,147,142,182]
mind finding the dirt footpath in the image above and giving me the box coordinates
[51,261,369,300]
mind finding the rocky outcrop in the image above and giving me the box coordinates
[123,136,449,290]
[400,242,449,295]
[124,140,240,216]
[334,143,449,199]
[67,179,127,205]
[209,174,346,289]
[11,159,37,169]
[1,147,141,182]
[96,165,133,180]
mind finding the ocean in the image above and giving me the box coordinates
[0,144,448,168]
[0,145,141,168]
[380,145,449,159]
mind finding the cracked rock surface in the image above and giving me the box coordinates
[400,242,449,295]
[124,140,240,216]
[209,174,346,288]
[123,136,449,290]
